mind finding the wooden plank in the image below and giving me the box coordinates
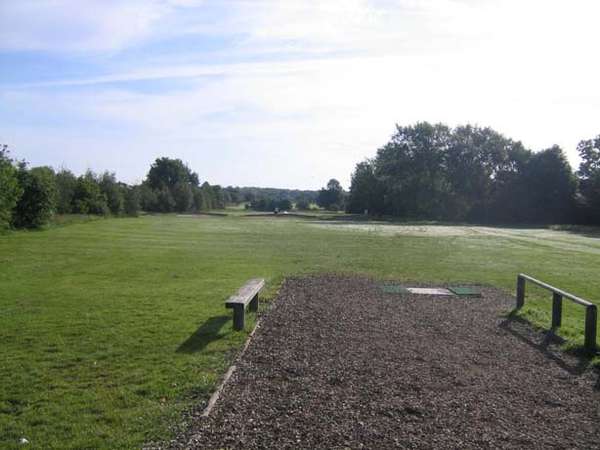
[516,275,525,308]
[519,273,592,307]
[552,292,562,328]
[585,305,597,351]
[226,278,265,306]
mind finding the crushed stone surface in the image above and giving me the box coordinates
[167,275,600,449]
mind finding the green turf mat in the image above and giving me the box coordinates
[449,286,482,297]
[379,284,410,294]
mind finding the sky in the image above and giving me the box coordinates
[1,0,600,190]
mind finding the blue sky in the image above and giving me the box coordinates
[1,0,600,189]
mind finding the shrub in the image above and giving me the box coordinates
[72,172,109,215]
[55,169,77,214]
[99,172,124,215]
[12,165,57,228]
[156,187,175,212]
[123,186,141,216]
[172,182,193,212]
[0,146,22,229]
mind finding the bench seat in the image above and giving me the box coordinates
[226,278,264,330]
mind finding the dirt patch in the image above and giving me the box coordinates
[168,275,600,449]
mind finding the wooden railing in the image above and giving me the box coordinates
[516,273,597,352]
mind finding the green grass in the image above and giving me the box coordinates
[1,214,600,448]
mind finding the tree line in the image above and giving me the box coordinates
[0,152,229,230]
[346,122,600,224]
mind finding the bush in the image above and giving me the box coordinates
[99,172,124,215]
[55,169,77,214]
[0,146,22,229]
[72,172,109,215]
[172,182,193,212]
[12,165,57,228]
[123,186,141,216]
[156,187,175,212]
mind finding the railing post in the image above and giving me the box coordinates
[584,304,597,352]
[516,275,525,309]
[551,292,562,328]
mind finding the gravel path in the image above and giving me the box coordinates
[170,275,600,449]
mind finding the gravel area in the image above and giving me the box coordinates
[169,275,600,449]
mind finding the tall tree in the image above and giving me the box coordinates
[347,160,382,214]
[577,135,600,223]
[521,146,576,223]
[146,157,198,190]
[317,179,344,210]
[374,122,451,218]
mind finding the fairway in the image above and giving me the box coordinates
[1,215,600,449]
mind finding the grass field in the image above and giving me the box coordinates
[1,214,600,449]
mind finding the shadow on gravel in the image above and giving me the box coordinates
[499,314,596,378]
[176,316,229,353]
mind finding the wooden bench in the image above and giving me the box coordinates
[226,278,264,330]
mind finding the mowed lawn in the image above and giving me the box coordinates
[1,215,600,449]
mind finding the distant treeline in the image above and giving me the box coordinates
[0,153,232,229]
[233,187,318,211]
[0,150,325,230]
[347,122,600,224]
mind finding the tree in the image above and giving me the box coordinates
[138,183,158,212]
[72,171,108,215]
[521,146,576,223]
[317,179,344,210]
[155,186,175,212]
[172,181,193,212]
[277,199,292,211]
[0,146,22,229]
[12,165,57,228]
[374,122,451,218]
[99,172,124,215]
[347,122,578,224]
[55,168,77,214]
[146,157,198,190]
[577,135,600,223]
[123,186,141,216]
[347,160,382,214]
[296,195,311,210]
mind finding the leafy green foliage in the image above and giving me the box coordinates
[317,179,344,210]
[577,135,600,223]
[348,122,577,223]
[140,158,226,213]
[99,172,124,215]
[147,157,198,190]
[11,165,57,228]
[0,146,22,229]
[55,169,78,214]
[72,171,109,215]
[123,186,141,216]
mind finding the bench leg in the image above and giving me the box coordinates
[249,293,259,312]
[232,304,245,331]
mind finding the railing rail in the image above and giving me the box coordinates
[516,273,597,352]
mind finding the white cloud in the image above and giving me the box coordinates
[0,0,171,52]
[2,0,600,187]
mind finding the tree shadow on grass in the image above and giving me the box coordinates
[176,315,230,353]
[499,312,598,382]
